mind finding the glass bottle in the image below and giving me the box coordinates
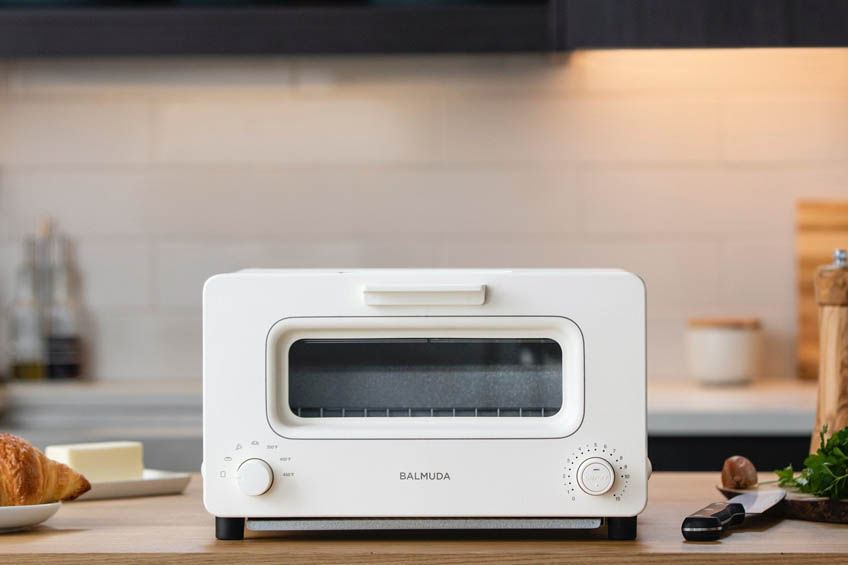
[10,237,45,380]
[46,236,82,380]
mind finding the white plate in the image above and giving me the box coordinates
[0,502,60,533]
[76,469,191,501]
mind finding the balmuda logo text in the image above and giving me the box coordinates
[399,471,451,481]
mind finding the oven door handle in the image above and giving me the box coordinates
[362,284,487,306]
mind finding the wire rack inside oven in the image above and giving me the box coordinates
[291,406,561,418]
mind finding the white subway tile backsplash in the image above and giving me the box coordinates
[785,166,848,199]
[88,311,199,380]
[717,239,795,308]
[74,240,151,309]
[141,168,578,237]
[441,96,722,163]
[579,168,795,235]
[723,96,848,162]
[434,237,570,268]
[1,168,381,238]
[263,239,435,268]
[1,171,150,237]
[156,98,440,164]
[140,169,356,236]
[723,95,848,163]
[348,169,580,236]
[567,48,848,94]
[646,318,689,381]
[0,100,151,165]
[759,316,797,380]
[3,50,845,381]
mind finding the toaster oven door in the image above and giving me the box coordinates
[266,316,583,440]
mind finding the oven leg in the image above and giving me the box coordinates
[216,517,245,540]
[607,516,637,540]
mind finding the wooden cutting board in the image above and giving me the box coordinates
[796,201,848,380]
[719,484,848,523]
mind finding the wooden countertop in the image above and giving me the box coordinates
[1,473,846,563]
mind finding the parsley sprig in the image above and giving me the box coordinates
[775,425,848,500]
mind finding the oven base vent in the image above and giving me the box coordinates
[246,517,603,531]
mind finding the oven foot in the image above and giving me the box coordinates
[607,516,637,540]
[216,517,245,540]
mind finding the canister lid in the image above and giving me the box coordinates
[687,317,761,330]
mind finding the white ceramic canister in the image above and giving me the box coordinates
[686,318,762,385]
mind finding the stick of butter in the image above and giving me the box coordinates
[46,441,144,483]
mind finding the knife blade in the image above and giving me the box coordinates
[681,488,785,541]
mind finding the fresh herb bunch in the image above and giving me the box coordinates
[775,425,848,500]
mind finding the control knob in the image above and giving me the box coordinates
[236,458,274,496]
[576,457,615,496]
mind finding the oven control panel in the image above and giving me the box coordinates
[564,442,631,502]
[576,457,615,495]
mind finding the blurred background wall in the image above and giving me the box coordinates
[1,48,846,382]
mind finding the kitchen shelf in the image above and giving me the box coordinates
[648,380,816,471]
[648,380,816,436]
[1,379,202,471]
[3,377,816,437]
[1,0,847,57]
[2,379,200,438]
[0,378,817,471]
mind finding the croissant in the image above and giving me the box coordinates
[0,433,91,506]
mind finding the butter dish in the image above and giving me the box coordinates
[76,469,191,501]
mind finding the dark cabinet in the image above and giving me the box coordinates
[564,0,848,48]
[0,3,557,56]
[0,0,846,56]
[649,435,810,472]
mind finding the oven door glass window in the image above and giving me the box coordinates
[265,316,584,439]
[288,338,562,418]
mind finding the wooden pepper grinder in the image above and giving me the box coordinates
[811,248,848,453]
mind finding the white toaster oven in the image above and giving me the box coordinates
[202,269,648,540]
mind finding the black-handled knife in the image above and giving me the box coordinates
[681,489,785,541]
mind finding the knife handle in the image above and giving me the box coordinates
[681,502,745,541]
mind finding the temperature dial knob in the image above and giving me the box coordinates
[576,457,615,496]
[236,458,274,496]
